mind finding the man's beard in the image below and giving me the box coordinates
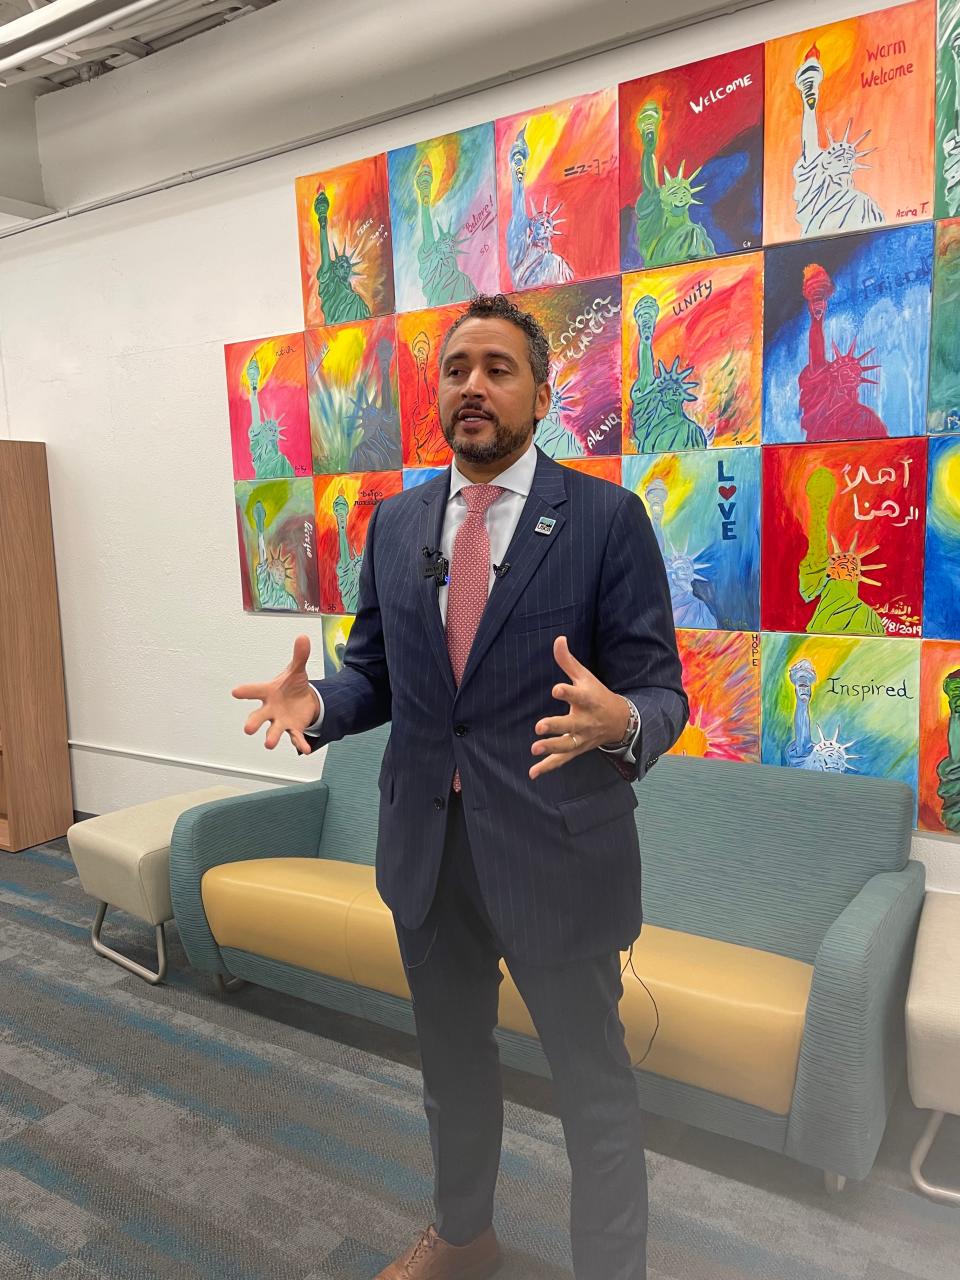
[441,408,535,465]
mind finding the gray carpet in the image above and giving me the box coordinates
[0,834,958,1279]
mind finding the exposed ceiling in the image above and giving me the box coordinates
[0,0,280,89]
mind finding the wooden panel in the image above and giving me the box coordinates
[0,441,74,851]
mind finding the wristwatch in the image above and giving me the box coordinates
[599,696,641,751]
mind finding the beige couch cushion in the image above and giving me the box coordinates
[203,856,814,1115]
[69,787,240,924]
[907,891,960,1114]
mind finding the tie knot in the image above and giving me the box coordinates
[461,484,505,516]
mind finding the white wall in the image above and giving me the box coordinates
[1,0,956,890]
[0,82,47,217]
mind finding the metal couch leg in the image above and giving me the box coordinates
[91,901,167,985]
[215,973,248,995]
[823,1171,847,1194]
[910,1110,960,1206]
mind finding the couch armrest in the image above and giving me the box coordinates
[785,860,925,1179]
[169,781,329,975]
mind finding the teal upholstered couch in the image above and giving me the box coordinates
[170,724,924,1187]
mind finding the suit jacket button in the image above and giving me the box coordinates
[454,724,468,737]
[434,796,446,810]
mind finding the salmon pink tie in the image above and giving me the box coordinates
[446,483,504,792]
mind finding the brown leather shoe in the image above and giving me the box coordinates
[375,1224,501,1279]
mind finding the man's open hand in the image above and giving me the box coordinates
[232,634,320,754]
[529,636,631,779]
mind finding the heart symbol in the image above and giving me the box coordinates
[719,484,737,500]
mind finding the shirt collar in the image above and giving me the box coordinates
[448,437,537,502]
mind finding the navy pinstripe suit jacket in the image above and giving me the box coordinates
[309,446,688,964]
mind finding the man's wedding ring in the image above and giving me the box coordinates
[569,734,579,750]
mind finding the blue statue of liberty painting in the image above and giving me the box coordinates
[247,356,294,479]
[643,477,717,628]
[506,126,574,289]
[253,500,298,611]
[415,160,477,306]
[313,189,371,325]
[630,295,709,452]
[783,657,858,772]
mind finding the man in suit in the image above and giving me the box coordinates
[234,294,687,1280]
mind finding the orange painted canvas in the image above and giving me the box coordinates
[558,457,622,484]
[495,89,619,292]
[396,303,465,467]
[295,154,395,329]
[621,251,763,453]
[669,629,761,761]
[314,471,403,614]
[919,639,960,833]
[764,0,936,246]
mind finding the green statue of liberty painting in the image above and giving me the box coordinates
[314,189,371,325]
[247,356,294,479]
[415,160,477,306]
[253,500,298,611]
[632,102,716,267]
[629,295,708,451]
[799,467,886,636]
[937,669,960,832]
[333,492,363,614]
[533,377,584,459]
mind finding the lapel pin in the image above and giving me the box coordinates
[534,517,557,536]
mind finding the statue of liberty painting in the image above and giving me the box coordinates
[246,356,294,479]
[506,126,574,289]
[792,45,883,236]
[533,376,584,459]
[409,330,448,463]
[313,189,371,325]
[642,477,717,628]
[632,101,716,266]
[798,264,887,442]
[936,668,960,832]
[783,658,858,772]
[799,466,887,636]
[253,500,298,611]
[333,492,363,614]
[629,295,708,452]
[415,160,477,306]
[349,337,400,472]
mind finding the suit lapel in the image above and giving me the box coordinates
[457,449,568,697]
[415,472,457,699]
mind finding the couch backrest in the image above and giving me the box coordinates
[635,755,915,964]
[316,723,390,865]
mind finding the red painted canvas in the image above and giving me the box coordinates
[314,471,403,614]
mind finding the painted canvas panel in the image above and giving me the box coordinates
[669,629,760,761]
[235,479,319,613]
[621,251,763,453]
[919,640,960,833]
[936,0,960,218]
[305,316,401,475]
[396,303,465,467]
[761,632,920,797]
[764,1,936,246]
[762,440,927,639]
[508,279,621,458]
[623,448,760,631]
[763,224,933,445]
[559,457,622,484]
[928,218,960,434]
[314,471,402,614]
[403,467,447,489]
[495,89,619,292]
[295,154,395,329]
[619,46,764,272]
[322,614,356,676]
[225,334,312,481]
[388,124,498,312]
[924,435,960,640]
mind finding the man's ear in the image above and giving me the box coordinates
[534,380,552,422]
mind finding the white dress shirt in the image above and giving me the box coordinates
[306,439,639,761]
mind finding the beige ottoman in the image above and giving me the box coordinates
[905,890,960,1205]
[68,787,240,984]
